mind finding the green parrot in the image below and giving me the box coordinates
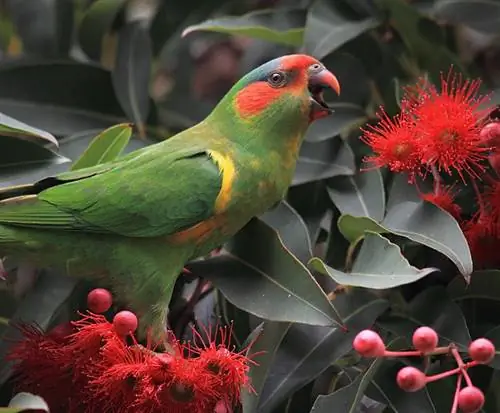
[0,54,340,338]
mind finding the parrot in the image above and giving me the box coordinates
[0,54,340,338]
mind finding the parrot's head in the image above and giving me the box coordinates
[214,54,340,128]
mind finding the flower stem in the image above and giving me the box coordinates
[451,347,473,387]
[424,361,478,383]
[450,374,463,413]
[431,165,442,194]
[384,346,451,358]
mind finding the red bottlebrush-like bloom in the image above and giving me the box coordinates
[361,109,422,178]
[420,185,462,220]
[8,310,255,413]
[481,180,500,223]
[464,215,500,269]
[192,325,256,405]
[408,70,491,181]
[7,323,75,412]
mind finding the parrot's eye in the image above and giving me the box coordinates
[268,71,286,87]
[310,63,322,72]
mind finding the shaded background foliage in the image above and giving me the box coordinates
[0,0,500,412]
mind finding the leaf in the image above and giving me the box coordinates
[187,219,342,327]
[483,325,500,370]
[70,123,133,171]
[337,214,385,243]
[447,270,500,302]
[302,0,380,59]
[259,201,313,264]
[242,322,291,413]
[327,169,386,221]
[0,61,127,137]
[0,111,58,147]
[376,0,465,81]
[4,392,49,412]
[112,22,152,136]
[382,201,473,279]
[256,296,389,412]
[379,286,472,350]
[0,136,70,187]
[0,273,78,385]
[182,8,306,47]
[310,232,437,289]
[433,0,500,34]
[304,103,367,142]
[309,358,384,413]
[368,360,438,413]
[78,0,128,60]
[292,139,355,186]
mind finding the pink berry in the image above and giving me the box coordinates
[480,122,500,144]
[87,288,113,313]
[113,310,138,336]
[468,338,495,364]
[396,366,426,392]
[353,330,385,357]
[457,386,485,413]
[412,326,438,353]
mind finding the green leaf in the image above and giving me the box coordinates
[379,286,472,350]
[0,61,127,137]
[242,322,291,413]
[3,392,49,412]
[182,8,306,47]
[310,357,384,413]
[256,295,389,412]
[70,123,133,171]
[337,198,473,279]
[376,0,465,80]
[433,0,500,34]
[447,270,500,302]
[310,232,437,289]
[302,0,380,59]
[327,169,386,221]
[0,136,70,186]
[112,22,152,136]
[337,214,385,243]
[304,103,367,142]
[188,219,343,327]
[368,359,438,412]
[382,201,472,279]
[78,0,128,60]
[292,139,355,186]
[259,201,313,264]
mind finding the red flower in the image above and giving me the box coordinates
[420,185,462,220]
[464,214,500,269]
[407,70,491,181]
[481,180,500,223]
[192,325,256,405]
[7,323,75,412]
[361,109,422,179]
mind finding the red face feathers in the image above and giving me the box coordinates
[231,54,340,121]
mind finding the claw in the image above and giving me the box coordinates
[182,267,192,275]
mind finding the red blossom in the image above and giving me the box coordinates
[407,70,491,181]
[361,109,422,179]
[191,325,256,405]
[8,310,255,413]
[463,214,500,269]
[7,323,75,412]
[419,185,462,220]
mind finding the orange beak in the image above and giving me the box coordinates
[308,69,341,122]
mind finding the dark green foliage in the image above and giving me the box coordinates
[1,0,500,412]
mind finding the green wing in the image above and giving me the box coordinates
[0,143,222,237]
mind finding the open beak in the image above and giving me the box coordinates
[308,69,340,121]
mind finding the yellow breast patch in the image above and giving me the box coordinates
[207,149,236,213]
